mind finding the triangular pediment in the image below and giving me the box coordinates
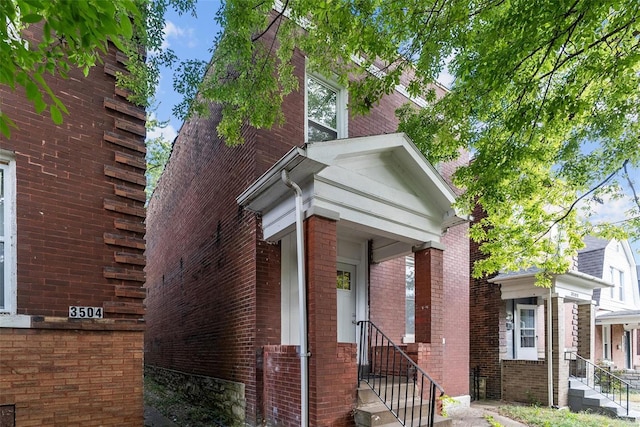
[237,133,463,259]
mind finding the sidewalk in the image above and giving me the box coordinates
[447,401,529,427]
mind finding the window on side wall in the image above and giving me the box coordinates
[0,153,16,314]
[609,266,625,301]
[404,256,415,343]
[305,74,347,142]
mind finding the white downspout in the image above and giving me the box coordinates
[547,287,554,407]
[282,170,309,427]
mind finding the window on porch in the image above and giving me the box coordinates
[405,256,415,343]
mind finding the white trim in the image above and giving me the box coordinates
[603,324,612,361]
[515,304,538,360]
[0,151,16,315]
[0,314,30,328]
[305,71,348,142]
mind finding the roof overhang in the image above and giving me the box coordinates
[489,269,613,303]
[237,133,466,261]
[596,310,640,328]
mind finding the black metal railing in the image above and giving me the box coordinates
[565,351,629,415]
[357,320,444,427]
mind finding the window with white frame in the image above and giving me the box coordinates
[405,256,415,342]
[609,266,625,301]
[603,324,612,360]
[0,153,16,314]
[306,74,347,142]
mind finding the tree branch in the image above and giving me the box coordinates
[251,0,289,42]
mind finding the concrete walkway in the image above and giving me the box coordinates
[447,401,529,427]
[144,406,179,427]
[144,401,527,427]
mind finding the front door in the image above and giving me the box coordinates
[516,304,538,360]
[625,330,631,369]
[337,262,357,343]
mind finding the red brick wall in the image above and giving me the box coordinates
[145,14,470,426]
[0,328,143,427]
[442,222,470,396]
[262,345,301,426]
[305,215,358,426]
[502,360,548,404]
[469,204,503,399]
[0,28,146,426]
[369,258,406,343]
[0,37,146,319]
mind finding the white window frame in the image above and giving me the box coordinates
[304,72,348,142]
[609,266,625,301]
[515,304,538,360]
[404,256,415,343]
[603,324,612,361]
[0,150,16,314]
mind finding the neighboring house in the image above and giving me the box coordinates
[0,31,147,426]
[470,228,636,408]
[578,237,640,370]
[144,16,470,427]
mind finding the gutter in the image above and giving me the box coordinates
[281,170,309,427]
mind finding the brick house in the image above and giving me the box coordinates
[470,222,637,407]
[0,30,146,426]
[144,19,471,427]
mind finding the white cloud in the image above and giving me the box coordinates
[161,21,186,50]
[579,192,636,225]
[147,123,178,142]
[146,113,178,142]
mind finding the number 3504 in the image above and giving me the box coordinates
[69,306,103,319]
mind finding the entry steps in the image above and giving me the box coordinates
[354,380,452,427]
[568,378,640,421]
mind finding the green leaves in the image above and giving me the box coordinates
[0,0,149,136]
[204,0,639,281]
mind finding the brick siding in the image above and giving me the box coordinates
[0,26,146,426]
[145,14,469,426]
[0,328,143,426]
[469,204,504,399]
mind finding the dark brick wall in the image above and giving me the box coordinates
[145,16,470,426]
[370,257,406,344]
[262,345,301,426]
[469,204,503,399]
[442,222,470,396]
[0,27,146,426]
[0,38,146,318]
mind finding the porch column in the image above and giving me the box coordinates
[412,243,445,384]
[305,215,354,426]
[551,296,569,407]
[577,302,596,361]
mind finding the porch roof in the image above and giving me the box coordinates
[596,310,640,328]
[236,133,466,262]
[489,268,612,303]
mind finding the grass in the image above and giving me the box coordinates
[144,374,223,427]
[498,405,637,427]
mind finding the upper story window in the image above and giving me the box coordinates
[305,74,347,142]
[610,266,625,301]
[0,152,16,314]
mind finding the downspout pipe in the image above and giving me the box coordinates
[547,287,554,408]
[281,170,309,427]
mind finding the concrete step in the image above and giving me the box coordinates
[367,414,452,427]
[358,381,420,405]
[354,399,434,427]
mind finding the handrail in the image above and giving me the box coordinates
[565,351,629,415]
[357,320,444,427]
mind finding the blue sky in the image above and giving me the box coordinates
[151,1,639,261]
